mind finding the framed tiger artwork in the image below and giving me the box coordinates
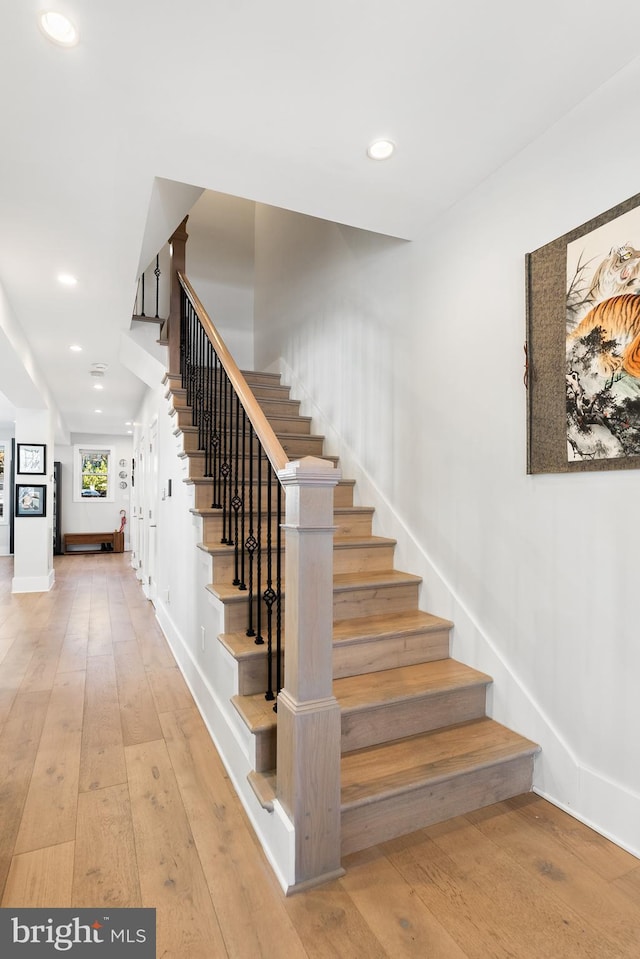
[526,191,640,473]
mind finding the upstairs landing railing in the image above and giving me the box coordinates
[179,271,287,703]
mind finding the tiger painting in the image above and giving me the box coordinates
[566,293,640,378]
[565,231,640,461]
[586,243,640,305]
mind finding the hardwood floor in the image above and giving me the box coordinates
[1,553,639,958]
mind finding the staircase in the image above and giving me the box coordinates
[166,368,538,858]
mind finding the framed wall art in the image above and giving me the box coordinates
[527,191,640,473]
[15,484,46,517]
[17,443,46,475]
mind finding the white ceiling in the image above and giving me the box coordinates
[2,0,640,439]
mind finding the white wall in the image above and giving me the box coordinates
[55,434,133,547]
[133,379,297,889]
[252,56,640,858]
[186,191,256,369]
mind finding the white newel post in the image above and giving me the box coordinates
[276,455,344,892]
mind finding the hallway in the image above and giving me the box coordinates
[0,553,638,958]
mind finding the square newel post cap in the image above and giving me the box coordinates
[278,456,342,488]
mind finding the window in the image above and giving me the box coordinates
[74,444,115,502]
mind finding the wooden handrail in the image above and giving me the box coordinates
[178,271,290,476]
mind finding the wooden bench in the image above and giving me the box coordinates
[63,531,124,554]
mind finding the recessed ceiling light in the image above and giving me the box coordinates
[94,384,104,391]
[39,11,79,47]
[58,273,77,286]
[94,409,102,414]
[367,139,395,160]
[69,344,82,352]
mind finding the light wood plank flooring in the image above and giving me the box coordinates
[1,553,639,957]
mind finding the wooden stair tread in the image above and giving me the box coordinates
[190,505,373,520]
[174,414,313,434]
[333,569,422,591]
[333,609,452,645]
[231,691,276,732]
[198,535,394,556]
[185,477,355,491]
[220,608,451,662]
[178,449,339,466]
[209,568,420,604]
[219,630,271,661]
[340,718,539,808]
[247,770,276,811]
[232,658,488,733]
[334,659,491,712]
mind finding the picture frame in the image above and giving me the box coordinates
[527,191,640,473]
[17,443,47,475]
[15,484,47,517]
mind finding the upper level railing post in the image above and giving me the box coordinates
[276,455,344,891]
[168,217,189,372]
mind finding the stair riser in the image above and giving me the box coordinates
[279,434,324,457]
[257,399,301,417]
[181,454,284,480]
[245,684,491,773]
[250,384,291,400]
[333,628,450,679]
[218,581,419,632]
[218,594,283,634]
[241,371,283,388]
[185,369,283,389]
[209,541,394,582]
[333,544,395,575]
[333,583,420,622]
[199,511,373,543]
[167,390,189,411]
[232,625,451,695]
[190,480,354,510]
[237,652,284,697]
[333,511,374,537]
[340,754,535,856]
[174,409,312,436]
[180,442,329,477]
[341,685,488,753]
[207,548,282,585]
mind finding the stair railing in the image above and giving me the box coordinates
[174,259,343,890]
[134,245,171,339]
[178,272,287,702]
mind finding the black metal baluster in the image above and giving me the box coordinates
[275,478,283,703]
[255,445,264,647]
[203,340,212,475]
[154,254,160,319]
[239,406,247,591]
[211,355,222,509]
[178,276,288,704]
[220,373,231,544]
[264,467,275,701]
[141,272,146,317]
[232,392,242,585]
[195,323,204,445]
[180,288,188,386]
[245,428,256,637]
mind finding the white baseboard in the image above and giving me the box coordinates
[12,569,55,593]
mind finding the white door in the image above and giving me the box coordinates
[145,419,159,604]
